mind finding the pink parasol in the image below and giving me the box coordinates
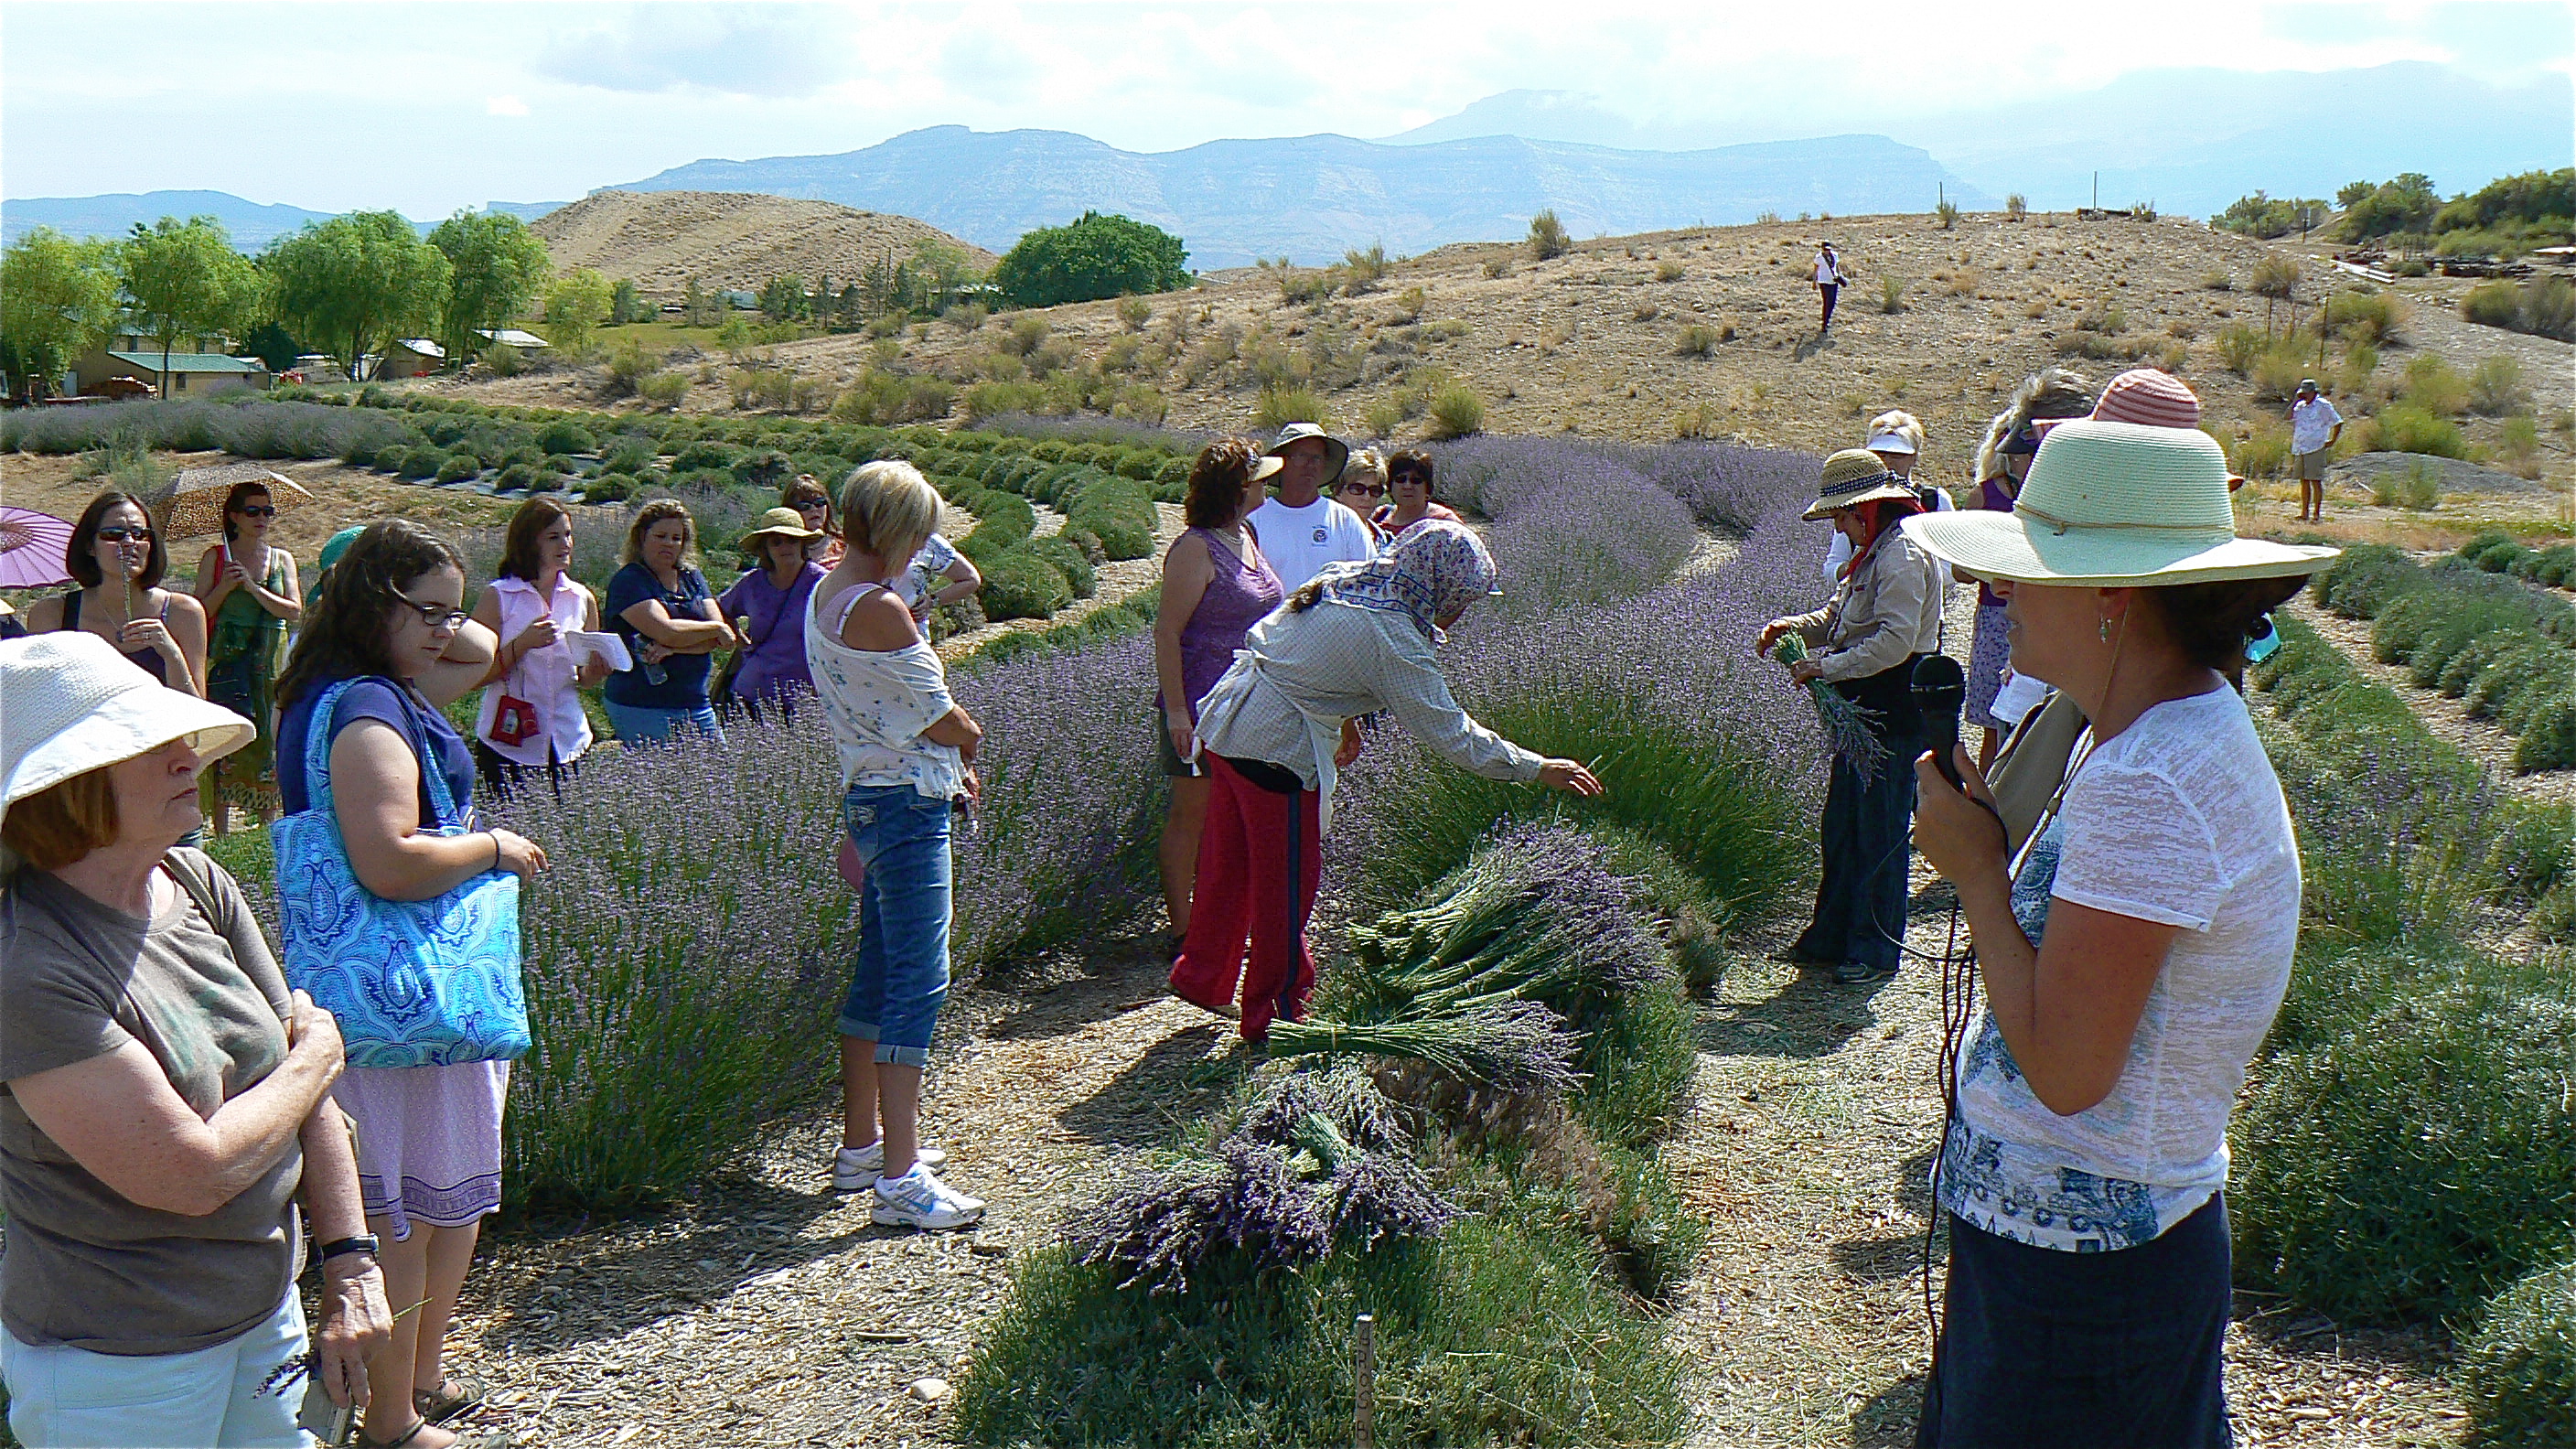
[0,506,75,589]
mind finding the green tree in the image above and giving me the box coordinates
[117,216,260,398]
[682,274,723,327]
[426,209,551,366]
[991,211,1189,309]
[608,277,647,325]
[0,227,118,401]
[2336,180,2376,210]
[543,268,615,354]
[237,321,303,374]
[2342,174,2442,241]
[757,274,809,323]
[264,210,452,381]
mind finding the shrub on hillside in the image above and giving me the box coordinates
[1425,384,1486,440]
[992,210,1190,308]
[2467,357,2532,416]
[534,418,595,456]
[2363,404,2466,459]
[2323,286,2403,345]
[1527,209,1572,261]
[1251,386,1330,433]
[1064,475,1158,561]
[2462,277,2576,341]
[2461,1257,2576,1446]
[435,453,481,484]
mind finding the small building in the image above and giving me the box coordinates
[379,338,446,380]
[472,327,551,352]
[72,349,270,398]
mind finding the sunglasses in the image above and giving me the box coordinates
[393,594,470,631]
[235,504,277,519]
[94,526,154,544]
[1341,482,1387,497]
[1390,469,1432,487]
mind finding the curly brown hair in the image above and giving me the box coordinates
[1185,437,1263,530]
[275,520,464,710]
[622,499,699,567]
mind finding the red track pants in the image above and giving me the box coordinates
[1168,754,1321,1041]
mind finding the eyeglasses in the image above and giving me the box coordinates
[1390,470,1432,487]
[393,594,470,631]
[1341,482,1387,498]
[94,526,154,544]
[235,505,277,519]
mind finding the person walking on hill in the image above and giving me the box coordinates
[1154,439,1286,952]
[469,499,609,800]
[2289,380,2343,523]
[1756,450,1946,988]
[1813,242,1849,334]
[1903,419,2336,1448]
[1247,423,1375,591]
[195,480,302,832]
[807,461,988,1231]
[1170,521,1604,1039]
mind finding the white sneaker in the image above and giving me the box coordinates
[833,1141,946,1192]
[871,1165,986,1230]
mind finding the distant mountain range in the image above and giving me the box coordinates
[7,61,2564,265]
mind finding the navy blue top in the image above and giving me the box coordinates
[277,676,477,824]
[603,561,715,709]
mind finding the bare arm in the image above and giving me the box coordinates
[1154,533,1215,745]
[163,593,209,697]
[194,546,239,610]
[413,618,497,709]
[933,552,982,606]
[233,552,301,623]
[300,1097,392,1408]
[7,993,345,1218]
[619,597,731,651]
[329,717,542,900]
[1914,751,2178,1116]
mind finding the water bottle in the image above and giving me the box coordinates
[642,649,668,686]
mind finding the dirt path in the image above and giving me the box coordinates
[935,500,1184,662]
[2281,595,2576,807]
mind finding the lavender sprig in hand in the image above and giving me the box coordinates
[1771,634,1888,782]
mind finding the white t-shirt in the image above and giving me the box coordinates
[894,533,961,609]
[1813,252,1841,285]
[1248,495,1377,593]
[1937,686,2301,1251]
[2290,397,2344,456]
[1823,485,1954,585]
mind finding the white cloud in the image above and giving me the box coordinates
[485,95,531,117]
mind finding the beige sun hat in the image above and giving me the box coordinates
[1903,419,2338,586]
[1803,448,1922,521]
[1,631,253,836]
[736,507,824,555]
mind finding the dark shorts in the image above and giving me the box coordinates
[2295,448,2330,481]
[1155,709,1203,778]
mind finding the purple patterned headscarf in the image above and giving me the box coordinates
[1309,520,1497,642]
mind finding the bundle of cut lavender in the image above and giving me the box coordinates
[1770,634,1887,780]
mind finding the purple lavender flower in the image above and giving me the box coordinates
[1065,1140,1335,1294]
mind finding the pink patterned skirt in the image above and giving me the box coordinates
[332,1061,510,1241]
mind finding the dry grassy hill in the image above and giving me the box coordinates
[447,210,2576,497]
[533,190,996,299]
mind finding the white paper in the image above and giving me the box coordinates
[568,630,633,672]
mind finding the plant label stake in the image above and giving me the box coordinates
[1354,1312,1376,1449]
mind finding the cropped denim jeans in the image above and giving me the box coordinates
[837,783,953,1068]
[604,701,724,747]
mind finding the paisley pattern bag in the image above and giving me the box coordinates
[274,678,530,1068]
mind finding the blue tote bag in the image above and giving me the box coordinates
[274,678,530,1068]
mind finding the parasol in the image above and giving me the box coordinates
[149,463,317,542]
[0,506,75,589]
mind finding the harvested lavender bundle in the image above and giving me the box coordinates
[1352,824,1668,1014]
[1234,1066,1410,1155]
[1329,1148,1465,1251]
[1270,999,1583,1094]
[1770,634,1888,781]
[1065,1140,1334,1294]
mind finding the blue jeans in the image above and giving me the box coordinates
[1916,1194,2233,1449]
[605,701,724,746]
[837,784,953,1068]
[1795,729,1924,971]
[4,1291,310,1448]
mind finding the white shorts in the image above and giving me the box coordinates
[3,1292,311,1449]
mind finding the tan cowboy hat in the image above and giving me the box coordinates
[1803,448,1921,521]
[1,632,253,837]
[1904,419,2339,586]
[737,507,824,554]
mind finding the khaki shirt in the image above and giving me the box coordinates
[1780,530,1946,683]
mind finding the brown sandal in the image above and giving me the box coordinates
[414,1374,488,1424]
[359,1416,509,1449]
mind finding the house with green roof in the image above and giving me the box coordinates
[72,336,271,398]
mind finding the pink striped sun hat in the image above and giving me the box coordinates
[2090,369,2202,429]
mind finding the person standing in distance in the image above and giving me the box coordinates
[2289,380,2343,523]
[1813,242,1848,335]
[1246,423,1375,592]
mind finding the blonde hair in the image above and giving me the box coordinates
[839,461,942,559]
[1865,410,1925,456]
[622,499,699,567]
[1342,447,1388,488]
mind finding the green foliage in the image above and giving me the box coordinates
[1878,274,1905,313]
[961,488,1036,551]
[542,267,615,356]
[2460,276,2576,342]
[263,210,449,381]
[533,418,595,456]
[1527,209,1572,261]
[1019,533,1098,597]
[757,274,809,323]
[2460,1257,2576,1446]
[2323,285,2402,345]
[1250,386,1330,433]
[1,227,119,400]
[582,472,637,505]
[636,370,690,411]
[118,215,263,396]
[2338,172,2442,241]
[1424,382,1486,440]
[1063,473,1158,560]
[828,369,954,425]
[1672,323,1721,358]
[2467,356,2533,416]
[2367,403,2466,459]
[435,452,480,484]
[976,549,1074,620]
[425,209,552,369]
[992,210,1190,308]
[2434,167,2575,237]
[2214,190,2327,239]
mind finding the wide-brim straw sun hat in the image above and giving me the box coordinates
[737,506,825,554]
[1265,422,1349,485]
[1803,448,1922,521]
[1,631,254,834]
[1903,419,2339,586]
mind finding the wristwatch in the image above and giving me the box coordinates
[317,1234,380,1263]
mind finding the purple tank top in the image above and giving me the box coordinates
[1164,527,1283,712]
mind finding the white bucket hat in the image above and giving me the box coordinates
[1,632,253,836]
[1903,419,2338,586]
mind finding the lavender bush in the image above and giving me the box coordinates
[964,412,1217,455]
[2,397,415,460]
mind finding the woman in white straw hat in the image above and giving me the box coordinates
[1756,448,1947,988]
[0,632,393,1447]
[715,507,828,720]
[1901,419,2335,1448]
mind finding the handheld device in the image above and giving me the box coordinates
[1912,654,1969,789]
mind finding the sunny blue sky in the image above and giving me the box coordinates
[5,1,2570,214]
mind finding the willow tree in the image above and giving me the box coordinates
[263,210,451,380]
[117,216,259,397]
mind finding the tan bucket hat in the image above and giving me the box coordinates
[736,507,825,555]
[1264,422,1349,485]
[1803,448,1921,521]
[1,631,253,835]
[1903,419,2338,586]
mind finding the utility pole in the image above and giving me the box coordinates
[2092,172,2099,212]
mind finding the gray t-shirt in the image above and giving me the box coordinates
[1,850,304,1355]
